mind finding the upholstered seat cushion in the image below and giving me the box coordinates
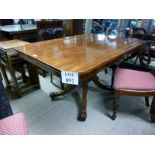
[114,68,155,90]
[0,113,28,135]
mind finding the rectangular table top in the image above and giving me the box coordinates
[14,34,143,75]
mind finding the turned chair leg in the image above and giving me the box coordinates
[150,97,155,122]
[112,96,119,120]
[145,97,149,107]
[105,69,108,74]
[111,65,117,88]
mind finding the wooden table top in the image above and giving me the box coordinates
[0,24,37,34]
[15,34,143,75]
[0,39,29,49]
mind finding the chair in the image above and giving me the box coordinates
[0,48,39,97]
[133,41,155,68]
[148,42,155,60]
[0,113,28,135]
[111,67,155,122]
[36,20,64,89]
[131,28,147,40]
[36,20,63,41]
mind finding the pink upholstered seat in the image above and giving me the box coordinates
[0,113,28,135]
[114,68,155,90]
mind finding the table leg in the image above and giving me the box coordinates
[27,63,40,88]
[50,85,76,100]
[78,82,88,121]
[150,96,155,122]
[92,75,113,91]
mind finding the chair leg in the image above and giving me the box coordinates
[111,96,119,120]
[145,97,149,107]
[8,65,21,97]
[104,69,108,74]
[111,65,117,88]
[20,64,27,83]
[150,97,155,122]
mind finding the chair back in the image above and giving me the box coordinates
[0,48,9,67]
[0,48,19,68]
[36,20,63,40]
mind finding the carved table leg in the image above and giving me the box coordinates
[92,74,114,91]
[150,97,155,122]
[50,85,76,100]
[78,82,88,121]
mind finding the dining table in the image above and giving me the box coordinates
[14,34,143,121]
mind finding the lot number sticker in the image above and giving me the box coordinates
[61,71,79,85]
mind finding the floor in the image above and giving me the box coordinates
[7,68,155,135]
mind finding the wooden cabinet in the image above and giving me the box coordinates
[63,19,84,36]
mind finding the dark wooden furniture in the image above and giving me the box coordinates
[0,19,14,26]
[15,34,143,121]
[0,30,6,41]
[0,39,40,97]
[131,28,147,40]
[72,19,83,35]
[0,24,37,42]
[36,20,63,40]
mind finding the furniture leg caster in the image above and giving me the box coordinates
[111,114,116,120]
[50,92,59,100]
[78,112,87,121]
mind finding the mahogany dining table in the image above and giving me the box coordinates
[14,34,143,121]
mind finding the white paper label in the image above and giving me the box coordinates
[61,71,79,85]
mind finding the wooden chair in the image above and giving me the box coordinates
[0,48,39,97]
[133,41,155,68]
[36,20,63,41]
[36,20,64,89]
[131,28,146,40]
[111,67,155,122]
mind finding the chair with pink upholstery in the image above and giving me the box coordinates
[0,113,28,135]
[111,68,155,122]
